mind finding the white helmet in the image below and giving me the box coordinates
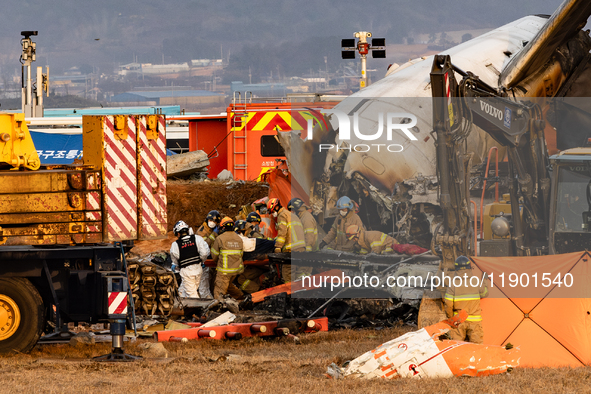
[173,220,189,236]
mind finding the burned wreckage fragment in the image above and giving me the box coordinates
[244,251,440,329]
[327,311,520,379]
[277,125,439,252]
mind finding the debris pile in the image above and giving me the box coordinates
[250,293,418,330]
[129,233,177,257]
[127,258,178,316]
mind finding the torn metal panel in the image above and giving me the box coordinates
[500,0,591,89]
[327,311,520,379]
[276,130,314,196]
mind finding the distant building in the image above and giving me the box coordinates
[191,59,223,67]
[118,59,224,79]
[108,90,225,112]
[231,81,290,98]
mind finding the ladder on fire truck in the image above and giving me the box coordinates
[232,91,252,179]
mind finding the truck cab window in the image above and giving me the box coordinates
[555,167,591,232]
[260,135,285,157]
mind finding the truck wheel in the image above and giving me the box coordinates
[0,277,45,354]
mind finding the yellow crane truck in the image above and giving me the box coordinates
[0,113,167,355]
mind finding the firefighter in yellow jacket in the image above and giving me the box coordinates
[245,212,265,239]
[288,198,318,251]
[345,225,398,254]
[288,197,317,278]
[444,256,489,344]
[267,198,306,282]
[319,196,365,251]
[196,210,221,247]
[211,217,244,301]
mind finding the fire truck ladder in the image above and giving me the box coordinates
[232,91,252,179]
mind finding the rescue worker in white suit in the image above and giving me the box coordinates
[170,220,210,298]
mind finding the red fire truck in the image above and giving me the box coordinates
[169,95,341,180]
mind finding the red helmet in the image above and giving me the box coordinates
[267,197,281,212]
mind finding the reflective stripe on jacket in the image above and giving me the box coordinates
[211,231,244,275]
[323,211,365,251]
[298,208,318,252]
[275,207,306,252]
[444,268,489,322]
[358,231,397,254]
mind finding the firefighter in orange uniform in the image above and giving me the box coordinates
[211,217,244,301]
[251,197,274,239]
[444,256,488,344]
[267,198,306,282]
[345,225,398,254]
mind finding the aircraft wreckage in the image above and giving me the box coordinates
[327,310,520,379]
[278,0,591,248]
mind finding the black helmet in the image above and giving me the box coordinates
[246,212,261,223]
[206,210,221,223]
[287,198,304,211]
[455,255,471,270]
[234,220,247,234]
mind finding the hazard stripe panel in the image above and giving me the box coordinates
[103,115,138,241]
[82,114,169,243]
[108,291,128,315]
[137,115,167,240]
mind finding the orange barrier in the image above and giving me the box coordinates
[155,317,328,342]
[251,269,344,303]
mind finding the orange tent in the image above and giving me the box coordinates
[469,251,591,367]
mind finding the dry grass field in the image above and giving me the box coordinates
[1,327,590,394]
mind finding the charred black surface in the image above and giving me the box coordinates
[251,292,418,329]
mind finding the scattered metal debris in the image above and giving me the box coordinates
[327,311,520,379]
[155,317,328,342]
